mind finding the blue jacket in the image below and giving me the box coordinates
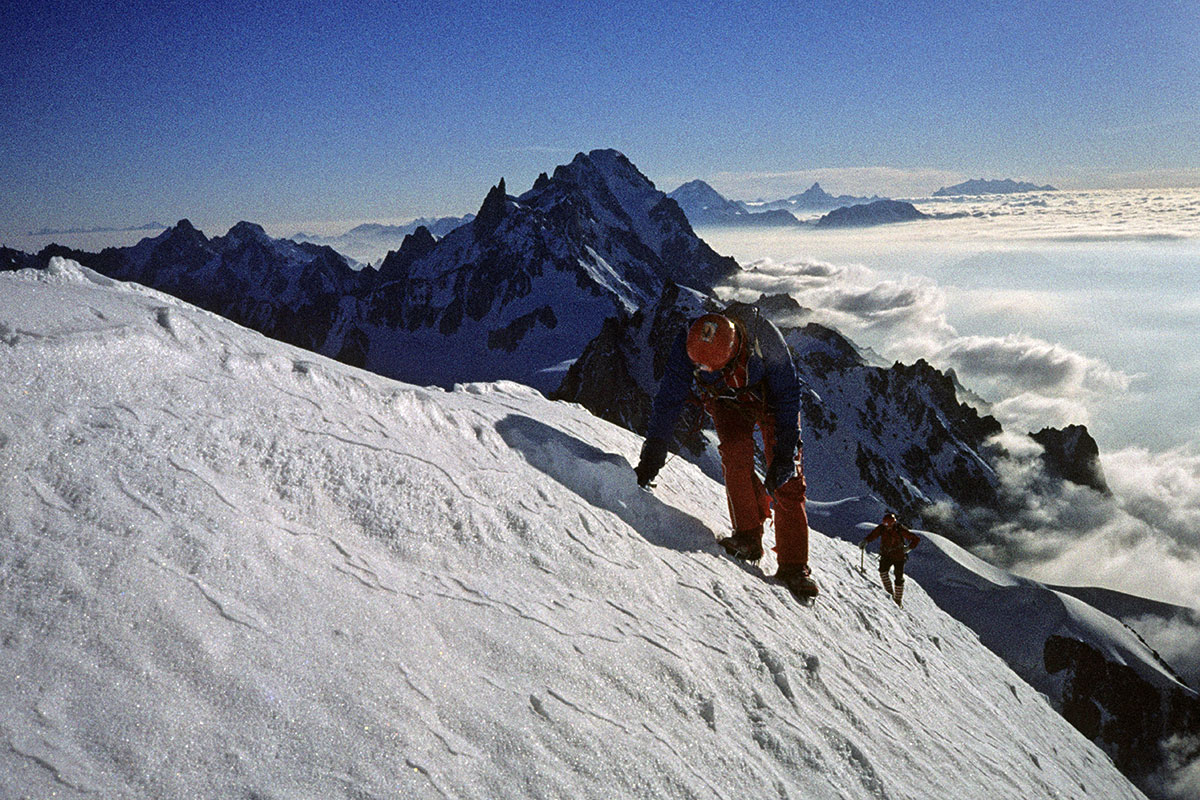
[646,307,801,467]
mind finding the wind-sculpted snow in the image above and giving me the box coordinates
[808,498,1200,797]
[0,259,1146,799]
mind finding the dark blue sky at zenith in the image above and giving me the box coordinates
[1,0,1197,234]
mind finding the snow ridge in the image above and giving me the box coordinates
[0,259,1146,799]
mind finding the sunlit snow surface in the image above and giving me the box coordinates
[0,259,1144,799]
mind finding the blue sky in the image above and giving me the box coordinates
[2,0,1197,236]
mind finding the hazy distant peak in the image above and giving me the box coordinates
[667,180,745,216]
[934,178,1058,196]
[668,180,801,228]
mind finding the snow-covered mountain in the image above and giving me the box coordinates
[0,258,1153,799]
[358,152,736,390]
[18,150,737,394]
[7,150,1196,795]
[933,178,1058,196]
[667,180,801,227]
[36,220,372,358]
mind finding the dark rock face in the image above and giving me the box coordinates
[1,247,39,272]
[1031,425,1110,494]
[1045,635,1200,793]
[473,178,510,239]
[829,357,1002,523]
[553,281,711,454]
[815,200,930,228]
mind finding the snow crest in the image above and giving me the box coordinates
[0,262,1145,799]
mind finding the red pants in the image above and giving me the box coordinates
[708,397,810,567]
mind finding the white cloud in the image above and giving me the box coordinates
[990,394,1094,434]
[1104,446,1200,553]
[997,445,1200,610]
[718,259,1131,432]
[936,333,1132,398]
[1161,734,1200,800]
[950,286,1066,321]
[1127,613,1200,687]
[712,190,1200,631]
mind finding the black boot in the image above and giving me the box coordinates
[776,564,819,598]
[718,529,763,562]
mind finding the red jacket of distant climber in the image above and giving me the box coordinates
[863,521,920,558]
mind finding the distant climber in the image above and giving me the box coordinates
[860,512,920,606]
[634,307,818,598]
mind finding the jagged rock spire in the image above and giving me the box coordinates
[474,178,508,238]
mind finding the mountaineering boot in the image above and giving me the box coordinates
[776,564,819,598]
[718,529,764,562]
[894,580,905,607]
[879,571,894,598]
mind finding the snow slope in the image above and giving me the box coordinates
[0,259,1145,799]
[809,500,1191,697]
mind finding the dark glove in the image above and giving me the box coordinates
[764,458,796,494]
[635,437,669,488]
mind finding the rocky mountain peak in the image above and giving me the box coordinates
[792,182,828,201]
[220,221,272,248]
[1031,425,1110,494]
[161,218,209,246]
[473,178,510,238]
[376,226,437,281]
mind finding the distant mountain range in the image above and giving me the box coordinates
[26,221,167,236]
[666,180,801,227]
[292,215,474,263]
[16,150,736,394]
[752,182,886,212]
[934,178,1058,196]
[668,180,905,229]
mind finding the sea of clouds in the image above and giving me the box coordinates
[707,189,1200,613]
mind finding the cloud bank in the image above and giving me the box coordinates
[716,252,1199,612]
[982,443,1200,610]
[716,256,1133,436]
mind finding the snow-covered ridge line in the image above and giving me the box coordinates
[7,149,737,395]
[0,258,1145,799]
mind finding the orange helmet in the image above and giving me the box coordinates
[686,313,740,371]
